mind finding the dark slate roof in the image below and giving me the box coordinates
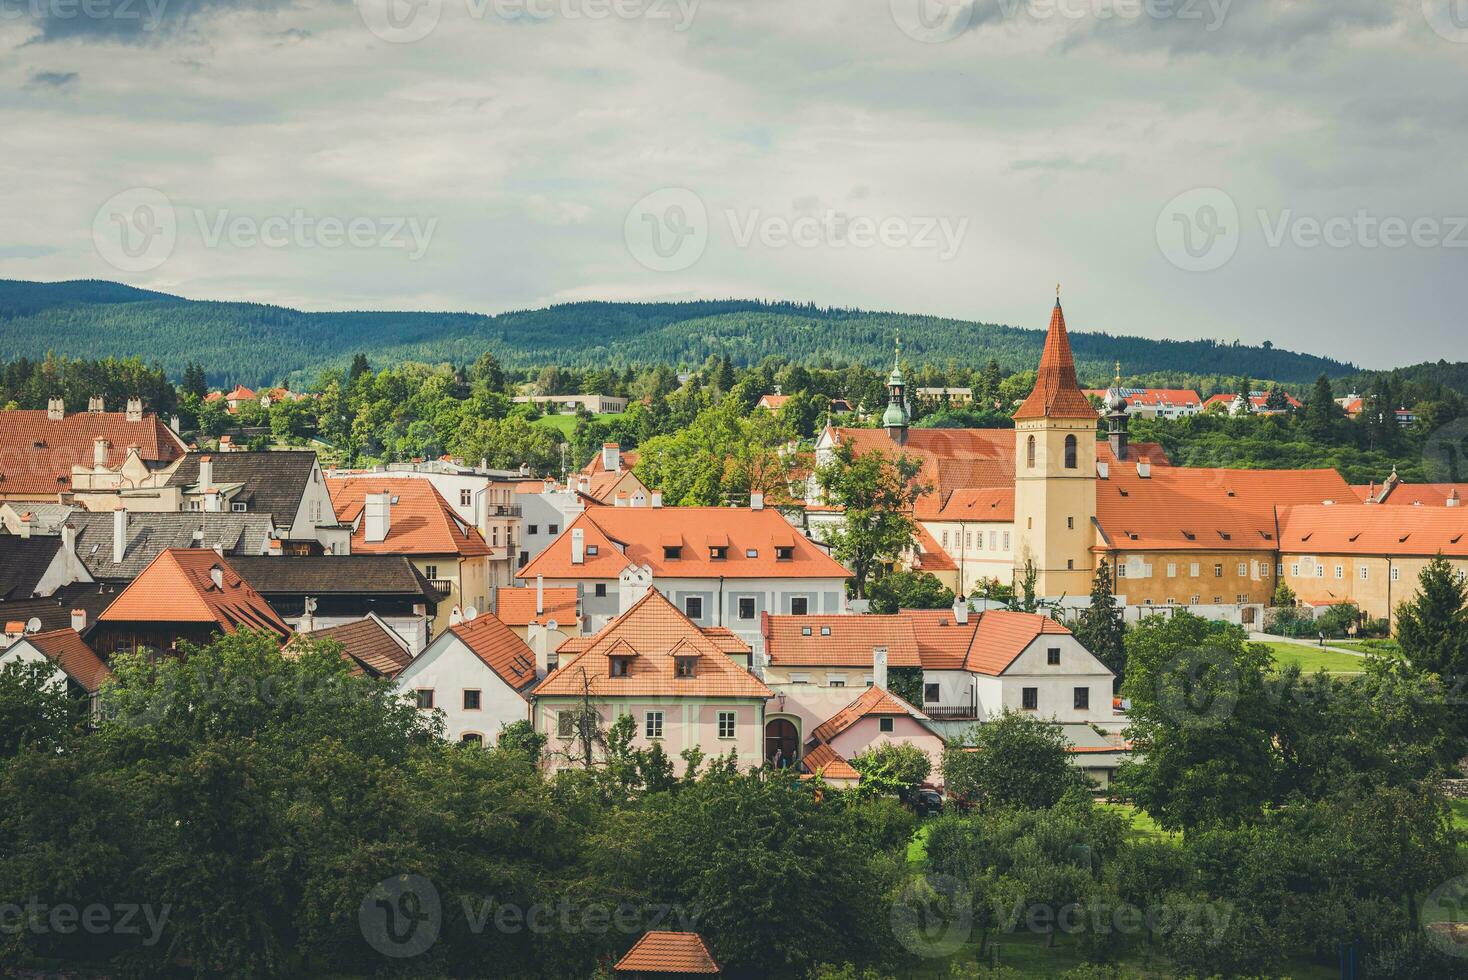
[227,556,444,599]
[165,450,318,525]
[0,582,121,635]
[289,616,414,678]
[71,512,273,580]
[0,536,63,600]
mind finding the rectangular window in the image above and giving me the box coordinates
[1003,532,1010,550]
[1117,564,1127,578]
[1277,563,1284,576]
[462,689,481,710]
[594,583,607,597]
[415,689,434,710]
[1391,567,1400,582]
[645,711,664,739]
[548,524,559,535]
[826,674,846,688]
[460,489,472,507]
[790,673,811,685]
[1167,563,1177,578]
[610,656,631,677]
[790,597,809,615]
[528,524,539,535]
[1047,647,1061,665]
[717,711,735,739]
[1237,594,1249,603]
[231,502,247,513]
[1191,562,1200,577]
[684,596,703,620]
[675,657,698,678]
[924,683,940,703]
[738,597,756,620]
[1067,516,1074,529]
[1022,687,1038,711]
[745,549,758,558]
[1315,565,1325,578]
[663,545,682,560]
[423,565,438,581]
[879,717,894,733]
[942,530,949,548]
[1335,565,1344,579]
[1214,564,1223,577]
[1292,563,1300,576]
[586,545,598,556]
[1191,594,1201,604]
[1238,563,1248,577]
[1074,687,1089,710]
[1360,566,1368,580]
[557,711,574,737]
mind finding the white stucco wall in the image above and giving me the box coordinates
[394,631,531,743]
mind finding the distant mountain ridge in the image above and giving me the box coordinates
[0,278,1361,388]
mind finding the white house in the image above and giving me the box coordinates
[394,611,541,745]
[0,628,112,718]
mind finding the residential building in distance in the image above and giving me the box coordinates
[377,457,525,591]
[165,452,344,552]
[0,398,187,504]
[804,684,945,779]
[518,497,849,656]
[0,531,92,601]
[0,503,77,536]
[1202,391,1303,415]
[396,611,542,745]
[288,614,414,678]
[326,476,493,632]
[613,931,721,978]
[0,628,112,716]
[1081,383,1203,419]
[912,386,975,407]
[69,511,273,584]
[533,589,771,773]
[92,548,290,657]
[512,393,629,414]
[570,442,648,504]
[494,581,580,654]
[1353,471,1468,506]
[514,477,585,568]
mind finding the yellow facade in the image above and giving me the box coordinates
[1108,550,1277,611]
[1013,416,1097,598]
[1280,553,1468,626]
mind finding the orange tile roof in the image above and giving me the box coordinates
[581,447,639,477]
[518,507,849,581]
[762,613,923,668]
[1013,300,1098,421]
[1277,504,1468,558]
[495,586,579,627]
[18,628,112,692]
[1082,388,1202,409]
[801,742,860,782]
[327,477,491,557]
[614,931,720,975]
[757,394,791,411]
[1370,482,1468,507]
[98,549,290,637]
[0,409,186,495]
[933,487,1015,522]
[225,384,257,400]
[964,609,1073,675]
[810,684,929,743]
[911,523,957,572]
[288,616,413,678]
[1095,462,1351,552]
[447,613,539,693]
[535,590,768,699]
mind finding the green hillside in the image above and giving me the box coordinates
[0,278,1359,388]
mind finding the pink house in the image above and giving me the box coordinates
[803,685,945,785]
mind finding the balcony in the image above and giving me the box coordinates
[488,504,522,517]
[924,705,979,721]
[427,579,455,595]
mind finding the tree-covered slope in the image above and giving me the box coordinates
[0,279,1358,387]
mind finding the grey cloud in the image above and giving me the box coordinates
[27,69,78,87]
[10,0,292,45]
[1060,0,1403,57]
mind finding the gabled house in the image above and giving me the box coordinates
[91,548,290,657]
[395,611,541,745]
[0,503,77,536]
[802,684,944,778]
[0,628,112,718]
[518,500,849,656]
[288,614,414,678]
[165,452,343,552]
[0,531,92,600]
[0,399,187,504]
[569,442,648,505]
[327,476,493,633]
[494,581,580,658]
[532,589,771,772]
[70,511,274,584]
[0,582,121,639]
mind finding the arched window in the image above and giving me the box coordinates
[1027,435,1037,469]
[1064,434,1078,469]
[460,732,484,747]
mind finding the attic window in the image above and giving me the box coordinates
[1225,489,1236,497]
[746,549,758,558]
[775,546,794,561]
[1399,533,1411,543]
[801,626,812,636]
[1217,531,1231,541]
[1118,488,1129,497]
[675,656,698,678]
[586,545,599,556]
[820,626,831,636]
[663,545,682,560]
[32,440,45,448]
[1260,531,1273,540]
[1127,532,1139,541]
[1348,533,1361,542]
[390,496,400,504]
[610,655,632,677]
[1181,530,1196,541]
[709,546,728,560]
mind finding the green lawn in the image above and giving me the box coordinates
[1257,641,1366,674]
[1335,638,1402,656]
[1098,802,1176,841]
[1451,799,1468,834]
[531,411,626,436]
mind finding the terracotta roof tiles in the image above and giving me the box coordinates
[97,548,290,638]
[17,628,112,692]
[495,586,579,627]
[1013,301,1099,420]
[0,409,186,495]
[327,477,491,557]
[614,931,720,975]
[761,613,923,668]
[809,684,929,744]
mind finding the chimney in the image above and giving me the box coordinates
[873,646,888,690]
[125,397,143,422]
[93,437,109,468]
[614,492,629,508]
[47,397,63,421]
[365,492,392,543]
[571,528,585,564]
[17,514,31,539]
[1096,461,1109,480]
[519,462,530,477]
[750,490,764,511]
[170,415,181,434]
[450,606,464,626]
[1137,459,1151,479]
[218,435,233,452]
[543,479,556,493]
[1449,490,1461,508]
[70,608,87,633]
[204,488,221,513]
[112,507,128,564]
[60,521,75,554]
[88,395,104,413]
[197,455,213,492]
[602,442,620,472]
[576,475,591,495]
[536,575,545,616]
[210,564,224,590]
[651,489,663,508]
[268,539,283,556]
[528,622,550,678]
[953,596,969,626]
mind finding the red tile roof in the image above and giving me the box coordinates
[225,384,257,401]
[1277,504,1468,558]
[98,549,290,637]
[614,931,720,975]
[932,487,1015,522]
[810,684,929,743]
[1082,388,1202,409]
[884,608,1073,675]
[1013,301,1098,421]
[16,628,111,692]
[288,616,413,677]
[761,612,923,668]
[801,742,860,782]
[1363,482,1468,507]
[519,507,849,581]
[495,586,579,627]
[1095,462,1351,552]
[581,447,639,477]
[911,523,958,572]
[757,394,791,411]
[327,477,491,557]
[0,409,186,495]
[447,613,540,693]
[535,590,768,699]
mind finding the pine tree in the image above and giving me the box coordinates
[1395,555,1468,679]
[1302,373,1338,441]
[1073,559,1126,688]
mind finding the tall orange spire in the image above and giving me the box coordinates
[1013,295,1098,420]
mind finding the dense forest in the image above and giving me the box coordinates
[0,279,1360,388]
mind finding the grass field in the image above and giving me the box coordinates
[1258,641,1367,674]
[530,411,626,436]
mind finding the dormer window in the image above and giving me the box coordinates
[610,656,632,677]
[586,545,599,556]
[663,545,682,560]
[675,656,698,678]
[775,546,794,561]
[709,546,728,560]
[745,549,758,558]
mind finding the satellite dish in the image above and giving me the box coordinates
[25,617,42,634]
[464,606,478,621]
[545,618,559,632]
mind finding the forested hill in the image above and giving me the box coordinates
[0,278,1357,388]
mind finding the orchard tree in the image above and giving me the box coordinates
[815,443,929,598]
[941,712,1086,809]
[866,570,954,614]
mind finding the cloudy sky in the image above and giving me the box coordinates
[2,0,1465,367]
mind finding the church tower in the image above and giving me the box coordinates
[1011,292,1099,598]
[882,333,909,446]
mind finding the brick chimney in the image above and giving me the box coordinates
[70,608,87,633]
[364,492,392,543]
[88,395,104,413]
[125,397,143,422]
[46,397,64,421]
